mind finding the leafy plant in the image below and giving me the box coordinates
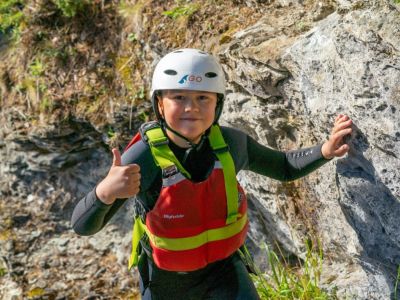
[127,32,137,42]
[29,59,45,77]
[251,240,338,300]
[107,126,115,138]
[0,0,25,35]
[0,267,7,277]
[163,0,199,20]
[52,0,87,17]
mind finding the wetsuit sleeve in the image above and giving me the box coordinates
[71,139,158,235]
[221,126,330,181]
[70,188,127,235]
[246,135,330,181]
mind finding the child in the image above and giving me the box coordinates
[71,48,352,299]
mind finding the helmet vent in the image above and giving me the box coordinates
[205,72,218,78]
[173,50,183,53]
[198,51,207,55]
[164,69,177,75]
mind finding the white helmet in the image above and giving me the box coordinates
[151,48,226,123]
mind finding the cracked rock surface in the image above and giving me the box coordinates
[220,1,400,298]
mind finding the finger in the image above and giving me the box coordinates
[332,128,352,147]
[335,114,344,123]
[333,144,350,157]
[335,115,350,127]
[112,148,122,166]
[126,164,141,173]
[129,172,141,182]
[128,183,140,195]
[332,119,352,134]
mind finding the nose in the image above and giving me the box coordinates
[184,96,200,112]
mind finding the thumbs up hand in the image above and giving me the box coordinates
[96,148,141,205]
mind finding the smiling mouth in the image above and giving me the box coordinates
[181,118,200,121]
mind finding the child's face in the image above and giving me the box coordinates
[158,90,218,145]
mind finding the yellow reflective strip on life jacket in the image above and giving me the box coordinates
[145,127,191,179]
[128,217,146,270]
[208,125,239,224]
[148,213,247,251]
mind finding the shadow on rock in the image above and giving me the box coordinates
[336,125,400,298]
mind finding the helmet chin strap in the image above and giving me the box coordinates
[160,120,209,164]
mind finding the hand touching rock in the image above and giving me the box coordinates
[96,148,141,205]
[321,114,353,159]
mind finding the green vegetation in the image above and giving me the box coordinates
[27,287,45,299]
[51,0,87,17]
[250,240,338,300]
[127,32,137,42]
[395,266,400,300]
[0,267,7,277]
[28,58,45,77]
[0,0,25,40]
[107,126,115,138]
[163,0,199,20]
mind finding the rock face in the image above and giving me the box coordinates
[1,1,399,299]
[220,1,400,298]
[0,113,138,299]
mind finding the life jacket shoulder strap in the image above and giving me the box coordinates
[144,124,191,179]
[209,125,239,225]
[124,121,161,152]
[138,121,163,145]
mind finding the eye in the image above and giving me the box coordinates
[198,95,210,101]
[173,95,185,100]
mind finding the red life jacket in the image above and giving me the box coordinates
[128,122,248,272]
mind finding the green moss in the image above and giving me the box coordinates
[51,0,88,17]
[116,55,134,91]
[163,1,199,20]
[28,58,45,77]
[118,0,146,18]
[27,287,45,299]
[0,0,25,33]
[40,96,53,113]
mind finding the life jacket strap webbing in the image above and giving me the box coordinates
[145,127,191,179]
[128,217,147,270]
[209,125,239,224]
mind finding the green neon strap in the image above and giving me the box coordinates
[148,213,247,251]
[146,127,191,179]
[208,125,239,224]
[128,217,146,270]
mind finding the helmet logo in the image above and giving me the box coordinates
[178,74,203,84]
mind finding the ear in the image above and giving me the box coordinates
[157,95,164,118]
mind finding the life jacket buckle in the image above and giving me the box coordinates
[149,138,169,147]
[213,145,230,154]
[139,121,162,144]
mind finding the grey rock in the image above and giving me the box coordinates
[220,1,400,298]
[0,278,23,300]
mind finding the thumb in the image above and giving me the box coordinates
[112,148,122,166]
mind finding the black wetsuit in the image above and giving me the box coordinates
[71,125,329,300]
